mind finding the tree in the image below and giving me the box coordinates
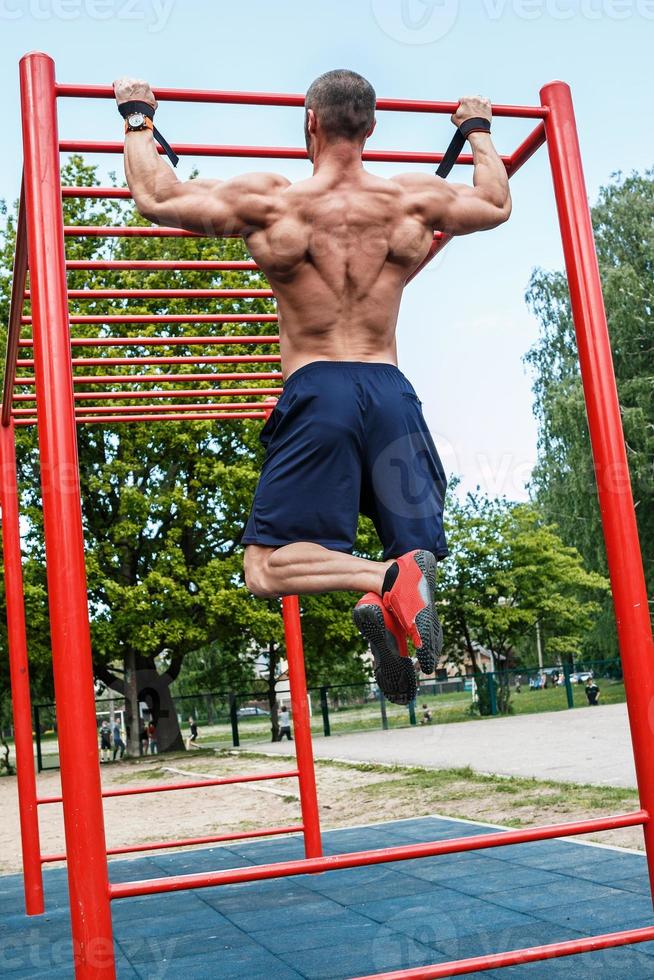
[0,158,374,751]
[437,491,608,713]
[525,171,654,657]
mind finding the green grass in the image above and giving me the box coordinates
[234,751,640,830]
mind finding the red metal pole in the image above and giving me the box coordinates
[59,140,508,167]
[281,595,322,859]
[0,420,44,915]
[42,823,304,862]
[352,924,654,979]
[54,82,547,118]
[541,80,654,899]
[109,809,647,899]
[2,183,28,426]
[20,52,115,978]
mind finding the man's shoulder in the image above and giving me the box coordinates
[228,172,292,196]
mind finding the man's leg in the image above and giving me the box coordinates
[244,542,393,599]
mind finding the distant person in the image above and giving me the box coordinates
[514,676,521,694]
[278,707,293,741]
[112,720,126,761]
[99,720,112,763]
[420,703,433,725]
[187,716,200,749]
[147,720,158,754]
[139,723,149,756]
[585,678,600,706]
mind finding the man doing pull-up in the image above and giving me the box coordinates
[114,69,511,705]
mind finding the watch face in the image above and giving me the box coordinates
[128,112,145,129]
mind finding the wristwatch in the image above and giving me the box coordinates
[125,111,153,133]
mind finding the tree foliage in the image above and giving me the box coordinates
[524,171,654,658]
[0,158,372,750]
[438,491,608,712]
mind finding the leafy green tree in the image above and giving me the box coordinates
[0,158,373,751]
[437,492,608,713]
[525,171,654,657]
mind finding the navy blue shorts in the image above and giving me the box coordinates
[241,361,448,561]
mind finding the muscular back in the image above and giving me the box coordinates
[118,83,511,379]
[246,169,434,376]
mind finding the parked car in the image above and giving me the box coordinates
[236,706,270,718]
[570,671,593,684]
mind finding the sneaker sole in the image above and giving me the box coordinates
[412,550,443,676]
[353,602,417,706]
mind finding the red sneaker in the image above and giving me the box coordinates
[353,592,417,706]
[381,550,442,675]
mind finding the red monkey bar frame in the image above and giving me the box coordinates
[2,52,654,979]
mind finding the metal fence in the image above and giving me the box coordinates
[31,658,623,771]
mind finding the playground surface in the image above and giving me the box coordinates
[262,702,637,789]
[2,814,654,979]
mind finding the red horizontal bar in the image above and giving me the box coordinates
[14,401,268,416]
[14,371,283,386]
[55,83,548,118]
[63,186,131,199]
[29,288,274,300]
[65,226,200,237]
[64,226,442,244]
[37,768,300,805]
[507,121,547,176]
[18,355,281,367]
[16,412,268,426]
[353,926,654,980]
[61,141,511,167]
[14,387,282,402]
[80,411,266,424]
[41,824,303,864]
[66,259,259,271]
[19,336,280,348]
[109,810,648,899]
[23,314,277,324]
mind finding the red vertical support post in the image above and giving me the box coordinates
[281,595,323,858]
[0,420,44,915]
[20,53,115,977]
[541,80,654,898]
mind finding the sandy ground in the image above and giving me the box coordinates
[0,744,643,876]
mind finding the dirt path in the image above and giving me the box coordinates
[262,702,637,788]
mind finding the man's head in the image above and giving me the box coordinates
[304,69,376,159]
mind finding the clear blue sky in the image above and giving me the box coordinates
[1,0,652,499]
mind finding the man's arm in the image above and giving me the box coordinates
[113,77,289,236]
[393,96,511,236]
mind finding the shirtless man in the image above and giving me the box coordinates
[114,69,511,705]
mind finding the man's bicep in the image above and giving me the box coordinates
[433,182,510,236]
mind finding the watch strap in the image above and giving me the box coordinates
[117,99,179,168]
[436,117,491,179]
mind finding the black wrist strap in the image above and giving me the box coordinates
[118,100,179,168]
[436,116,491,179]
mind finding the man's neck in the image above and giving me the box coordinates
[312,139,365,178]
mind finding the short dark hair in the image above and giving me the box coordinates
[305,69,376,142]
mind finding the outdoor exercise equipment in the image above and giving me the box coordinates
[2,51,654,980]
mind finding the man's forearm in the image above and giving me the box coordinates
[468,132,511,213]
[124,128,179,221]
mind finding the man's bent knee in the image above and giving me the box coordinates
[243,545,279,599]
